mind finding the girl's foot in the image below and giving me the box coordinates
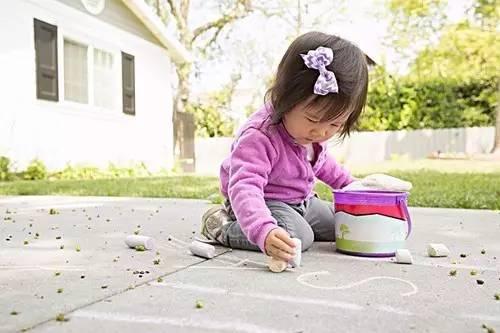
[200,205,230,244]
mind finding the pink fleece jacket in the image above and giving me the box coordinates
[219,104,354,252]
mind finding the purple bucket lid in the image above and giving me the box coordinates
[333,190,408,205]
[333,190,412,240]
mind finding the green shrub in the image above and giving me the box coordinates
[24,159,47,180]
[0,156,12,181]
[51,162,154,180]
[360,67,497,131]
[53,164,103,180]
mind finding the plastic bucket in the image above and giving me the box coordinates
[333,190,411,257]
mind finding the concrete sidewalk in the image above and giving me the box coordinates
[1,196,499,332]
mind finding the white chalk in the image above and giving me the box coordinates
[395,249,413,264]
[267,257,287,273]
[189,240,215,259]
[125,235,155,250]
[289,238,302,268]
[427,243,450,257]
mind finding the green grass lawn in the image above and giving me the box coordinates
[1,170,498,210]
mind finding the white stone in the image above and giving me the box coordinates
[189,240,215,259]
[395,249,413,264]
[124,235,155,250]
[427,243,450,257]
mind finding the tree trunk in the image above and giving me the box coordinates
[173,62,193,170]
[492,81,500,154]
[493,108,500,154]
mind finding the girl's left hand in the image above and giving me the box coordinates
[264,228,296,262]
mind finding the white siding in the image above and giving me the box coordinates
[57,0,162,46]
[0,0,175,171]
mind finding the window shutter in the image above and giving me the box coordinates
[121,52,135,115]
[34,18,59,101]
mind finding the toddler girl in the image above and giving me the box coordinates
[201,31,368,263]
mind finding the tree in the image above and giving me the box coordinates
[495,84,500,154]
[186,79,239,137]
[384,0,447,76]
[339,224,350,239]
[145,0,255,161]
[409,23,499,80]
[469,0,500,154]
[410,0,500,154]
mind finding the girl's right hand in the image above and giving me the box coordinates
[264,228,296,262]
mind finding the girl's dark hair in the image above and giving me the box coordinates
[265,31,369,138]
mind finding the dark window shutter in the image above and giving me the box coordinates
[34,18,58,101]
[121,52,135,115]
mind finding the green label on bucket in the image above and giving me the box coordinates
[336,238,405,254]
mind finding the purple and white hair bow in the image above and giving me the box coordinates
[301,46,338,95]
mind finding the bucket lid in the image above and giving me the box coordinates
[333,190,408,205]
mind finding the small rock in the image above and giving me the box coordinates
[55,313,69,322]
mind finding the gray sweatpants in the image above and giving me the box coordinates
[219,195,336,252]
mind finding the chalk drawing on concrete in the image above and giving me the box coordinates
[297,271,418,297]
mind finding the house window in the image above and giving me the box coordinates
[34,18,135,114]
[34,19,58,101]
[121,52,135,115]
[93,48,115,109]
[64,39,88,103]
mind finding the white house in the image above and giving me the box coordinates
[0,0,191,172]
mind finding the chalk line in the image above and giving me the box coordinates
[297,271,418,297]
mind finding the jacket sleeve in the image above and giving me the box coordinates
[315,152,355,189]
[227,128,280,253]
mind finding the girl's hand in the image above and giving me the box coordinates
[264,228,296,262]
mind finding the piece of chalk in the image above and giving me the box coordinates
[395,249,413,264]
[125,235,155,250]
[268,257,287,273]
[427,243,450,257]
[189,240,215,259]
[289,238,302,268]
